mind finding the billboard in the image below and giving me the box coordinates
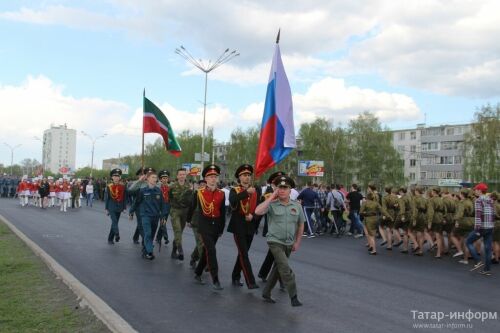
[182,163,202,177]
[108,163,129,175]
[298,160,325,177]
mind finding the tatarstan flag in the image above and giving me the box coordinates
[143,95,182,157]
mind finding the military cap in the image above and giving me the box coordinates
[110,168,122,177]
[267,171,286,184]
[202,164,220,178]
[158,170,170,178]
[143,167,156,174]
[273,175,295,188]
[234,164,253,178]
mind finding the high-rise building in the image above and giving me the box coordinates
[42,124,77,174]
[391,123,471,188]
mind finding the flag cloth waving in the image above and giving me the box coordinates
[255,33,296,178]
[143,95,182,157]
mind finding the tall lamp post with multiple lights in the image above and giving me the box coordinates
[175,45,239,170]
[81,132,107,178]
[3,143,21,176]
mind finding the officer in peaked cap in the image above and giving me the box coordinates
[159,170,170,179]
[110,168,122,177]
[273,175,295,189]
[234,164,253,179]
[202,164,221,178]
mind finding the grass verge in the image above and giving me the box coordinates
[0,221,110,333]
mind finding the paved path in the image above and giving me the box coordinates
[1,198,498,333]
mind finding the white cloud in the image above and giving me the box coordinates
[3,1,498,97]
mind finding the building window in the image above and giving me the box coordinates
[410,131,416,140]
[454,156,462,164]
[446,128,455,136]
[446,171,453,179]
[398,132,406,140]
[440,156,454,165]
[410,172,416,181]
[421,142,438,151]
[410,145,416,153]
[410,159,416,167]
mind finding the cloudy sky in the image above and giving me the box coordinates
[0,0,498,169]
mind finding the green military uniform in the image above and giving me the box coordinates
[382,193,399,229]
[400,192,413,230]
[360,200,391,236]
[453,198,474,237]
[428,195,446,232]
[442,196,456,234]
[189,191,204,267]
[169,182,193,258]
[261,176,305,306]
[413,196,432,232]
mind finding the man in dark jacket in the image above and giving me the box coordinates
[227,164,261,289]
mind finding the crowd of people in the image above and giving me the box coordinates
[3,166,497,307]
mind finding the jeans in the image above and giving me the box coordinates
[349,210,364,235]
[466,229,493,271]
[86,193,94,207]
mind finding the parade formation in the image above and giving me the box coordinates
[3,161,498,309]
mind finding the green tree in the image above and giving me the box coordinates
[348,112,404,190]
[225,126,260,178]
[463,104,500,190]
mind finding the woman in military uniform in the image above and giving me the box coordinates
[451,188,475,264]
[442,190,457,256]
[381,186,402,250]
[360,192,391,255]
[412,187,431,256]
[428,187,446,258]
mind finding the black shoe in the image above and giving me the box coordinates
[164,239,170,245]
[108,240,114,245]
[394,240,403,247]
[386,247,392,251]
[143,253,155,260]
[380,241,387,246]
[190,259,197,269]
[232,279,244,287]
[194,275,206,285]
[248,284,260,290]
[115,235,120,242]
[262,295,276,304]
[213,282,224,290]
[492,259,499,264]
[133,239,139,244]
[401,249,409,254]
[178,254,184,261]
[291,296,303,307]
[258,274,267,282]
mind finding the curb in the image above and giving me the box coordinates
[0,213,137,333]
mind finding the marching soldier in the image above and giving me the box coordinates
[255,175,304,307]
[442,190,457,255]
[398,186,417,253]
[156,170,171,246]
[169,168,193,261]
[129,168,169,260]
[360,192,392,255]
[452,188,475,264]
[412,187,432,256]
[129,167,147,244]
[188,165,226,290]
[428,187,446,258]
[381,186,401,250]
[257,171,286,282]
[228,164,261,289]
[105,168,127,244]
[188,179,206,269]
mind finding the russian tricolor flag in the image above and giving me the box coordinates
[255,33,296,178]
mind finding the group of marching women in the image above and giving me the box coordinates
[360,182,499,276]
[104,165,305,307]
[15,176,86,211]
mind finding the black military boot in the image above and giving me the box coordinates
[171,243,178,259]
[291,295,303,307]
[177,244,184,261]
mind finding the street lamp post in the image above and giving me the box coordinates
[81,132,107,178]
[3,143,22,176]
[175,45,239,170]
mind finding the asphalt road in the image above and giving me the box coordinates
[1,198,498,333]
